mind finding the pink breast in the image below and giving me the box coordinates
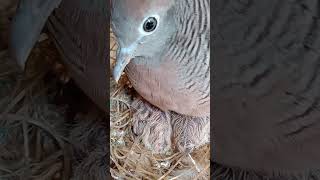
[125,61,209,117]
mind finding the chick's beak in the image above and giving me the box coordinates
[113,49,132,83]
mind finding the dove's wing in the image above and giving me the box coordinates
[46,0,108,110]
[10,0,62,68]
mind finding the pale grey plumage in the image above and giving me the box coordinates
[10,0,62,68]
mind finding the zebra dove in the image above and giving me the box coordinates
[111,0,210,153]
[10,0,108,110]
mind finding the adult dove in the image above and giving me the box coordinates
[111,0,210,153]
[10,0,108,111]
[213,0,320,179]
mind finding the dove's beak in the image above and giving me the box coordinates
[113,49,132,83]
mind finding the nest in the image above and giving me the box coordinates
[0,41,70,179]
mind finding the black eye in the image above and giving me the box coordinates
[143,17,157,32]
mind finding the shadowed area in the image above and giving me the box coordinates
[213,0,320,179]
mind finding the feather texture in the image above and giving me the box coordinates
[47,0,108,110]
[213,0,320,177]
[123,0,210,117]
[112,0,210,153]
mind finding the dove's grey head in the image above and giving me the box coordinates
[111,0,177,82]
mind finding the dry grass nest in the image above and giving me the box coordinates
[109,31,210,180]
[0,2,210,179]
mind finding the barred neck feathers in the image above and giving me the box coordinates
[166,0,210,103]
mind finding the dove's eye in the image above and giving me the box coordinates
[143,17,157,32]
